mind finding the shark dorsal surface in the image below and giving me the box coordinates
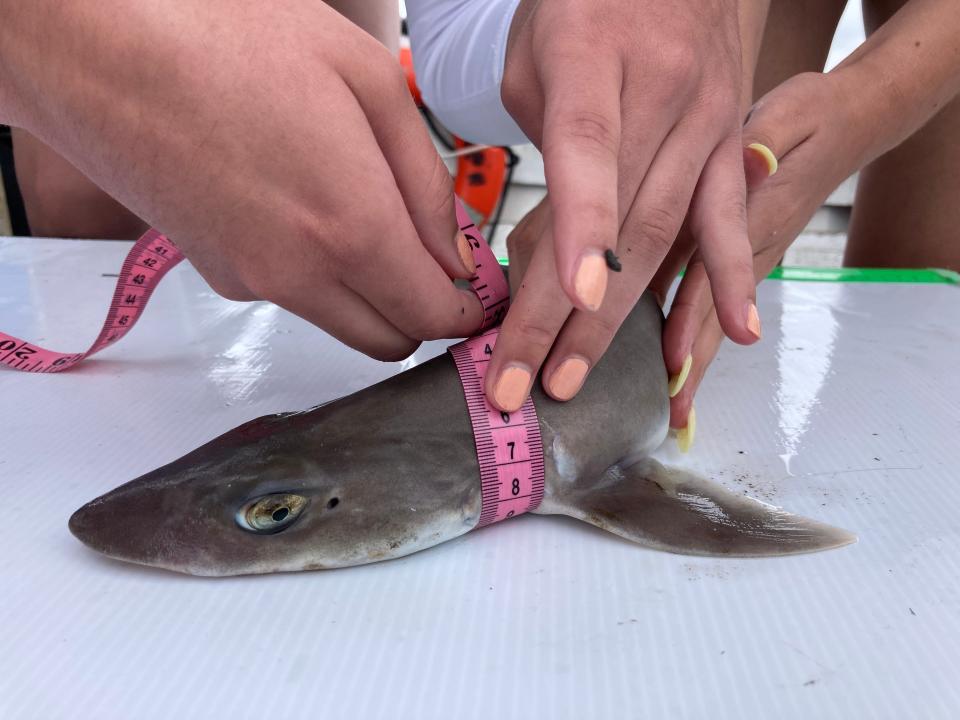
[69,294,854,576]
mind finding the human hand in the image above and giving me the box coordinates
[487,0,759,411]
[2,0,481,361]
[658,72,874,445]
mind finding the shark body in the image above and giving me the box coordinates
[69,294,854,576]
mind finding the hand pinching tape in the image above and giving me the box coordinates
[450,200,545,525]
[455,200,509,331]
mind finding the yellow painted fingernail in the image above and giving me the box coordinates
[493,365,531,412]
[549,357,589,401]
[747,143,778,177]
[676,406,696,453]
[456,231,477,274]
[668,354,693,398]
[746,303,762,340]
[573,252,608,311]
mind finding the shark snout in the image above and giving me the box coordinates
[69,487,166,565]
[68,501,101,551]
[69,477,220,574]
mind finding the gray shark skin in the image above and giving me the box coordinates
[69,294,855,576]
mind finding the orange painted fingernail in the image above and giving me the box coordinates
[574,252,608,311]
[746,303,762,340]
[746,143,778,177]
[549,357,589,401]
[456,231,477,274]
[493,365,531,411]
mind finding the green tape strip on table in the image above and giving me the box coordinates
[495,257,959,285]
[767,266,959,284]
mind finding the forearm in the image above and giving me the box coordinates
[0,1,44,125]
[832,0,960,161]
[0,1,163,132]
[0,0,74,127]
[0,0,252,226]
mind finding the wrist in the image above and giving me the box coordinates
[828,1,960,164]
[0,1,115,131]
[0,0,36,126]
[824,66,903,169]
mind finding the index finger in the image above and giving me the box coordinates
[341,192,485,342]
[537,42,622,312]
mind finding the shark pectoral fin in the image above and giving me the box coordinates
[559,458,856,558]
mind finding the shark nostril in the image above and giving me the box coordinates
[271,507,289,522]
[326,497,339,510]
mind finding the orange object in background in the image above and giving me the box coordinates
[398,46,423,108]
[453,140,508,231]
[400,44,510,232]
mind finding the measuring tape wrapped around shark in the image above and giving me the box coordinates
[4,198,855,575]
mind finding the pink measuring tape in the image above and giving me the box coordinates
[450,202,545,526]
[0,229,184,372]
[1,200,545,525]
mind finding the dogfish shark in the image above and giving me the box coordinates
[69,293,855,576]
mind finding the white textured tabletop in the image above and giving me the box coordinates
[1,237,958,719]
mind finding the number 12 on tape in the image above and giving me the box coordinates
[449,329,545,527]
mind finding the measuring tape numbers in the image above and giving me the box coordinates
[450,200,545,526]
[449,329,545,526]
[0,230,183,372]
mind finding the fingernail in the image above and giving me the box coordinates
[456,231,477,274]
[746,143,778,177]
[574,251,608,311]
[676,406,696,453]
[493,365,532,412]
[548,357,589,401]
[668,354,693,398]
[746,302,762,340]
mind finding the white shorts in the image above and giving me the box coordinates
[405,0,528,146]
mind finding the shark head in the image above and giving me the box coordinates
[69,410,480,576]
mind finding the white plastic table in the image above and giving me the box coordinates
[2,237,958,719]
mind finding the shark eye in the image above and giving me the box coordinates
[237,493,309,534]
